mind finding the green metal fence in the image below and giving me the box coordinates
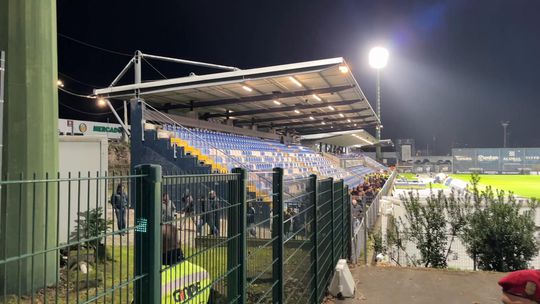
[0,171,146,304]
[0,165,352,304]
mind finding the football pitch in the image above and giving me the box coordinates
[450,174,540,199]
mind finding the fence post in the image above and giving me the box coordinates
[309,174,318,304]
[230,168,247,303]
[343,185,349,259]
[363,218,368,265]
[272,168,284,303]
[330,177,335,266]
[134,164,162,304]
[340,182,345,258]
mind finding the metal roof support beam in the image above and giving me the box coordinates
[234,108,370,125]
[202,98,363,118]
[142,53,239,71]
[267,116,374,128]
[293,124,379,135]
[161,84,355,110]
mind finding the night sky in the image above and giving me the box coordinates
[57,0,540,155]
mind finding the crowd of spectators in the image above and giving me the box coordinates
[350,172,390,219]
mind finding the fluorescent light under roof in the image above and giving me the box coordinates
[242,85,253,92]
[328,106,335,111]
[273,100,281,105]
[309,116,315,120]
[294,109,300,114]
[339,65,349,74]
[347,119,351,122]
[289,76,302,87]
[339,113,345,117]
[321,121,326,125]
[312,94,322,102]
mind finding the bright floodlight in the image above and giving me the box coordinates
[97,98,107,107]
[369,47,389,69]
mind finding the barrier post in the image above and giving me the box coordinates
[134,164,162,304]
[231,168,247,303]
[330,178,335,266]
[309,174,318,304]
[272,168,284,303]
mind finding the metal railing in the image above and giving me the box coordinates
[349,170,397,264]
[0,165,353,304]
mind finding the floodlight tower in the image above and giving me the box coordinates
[501,121,510,148]
[369,46,389,162]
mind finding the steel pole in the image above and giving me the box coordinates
[503,125,507,148]
[0,51,5,178]
[123,100,128,142]
[0,0,59,294]
[375,69,382,162]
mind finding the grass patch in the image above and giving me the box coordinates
[3,240,316,304]
[399,173,418,181]
[450,174,540,199]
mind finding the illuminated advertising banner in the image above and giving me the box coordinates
[452,148,476,173]
[452,148,540,174]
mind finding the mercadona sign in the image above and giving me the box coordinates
[59,118,125,139]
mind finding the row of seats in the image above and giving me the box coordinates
[162,125,374,188]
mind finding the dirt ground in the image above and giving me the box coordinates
[337,266,506,304]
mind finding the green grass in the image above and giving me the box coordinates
[4,246,135,304]
[451,174,540,199]
[399,173,418,180]
[397,173,446,190]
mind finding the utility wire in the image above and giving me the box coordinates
[60,102,123,116]
[58,86,96,99]
[58,33,133,57]
[59,72,104,88]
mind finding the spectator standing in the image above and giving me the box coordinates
[111,183,128,234]
[196,194,207,235]
[284,208,293,238]
[197,192,219,236]
[208,190,220,236]
[181,189,194,230]
[247,202,257,237]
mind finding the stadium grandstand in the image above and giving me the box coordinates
[94,54,386,190]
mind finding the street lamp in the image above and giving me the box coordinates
[369,46,389,162]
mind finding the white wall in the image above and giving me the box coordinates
[58,136,108,244]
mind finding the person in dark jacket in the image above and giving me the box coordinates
[111,183,128,233]
[181,189,194,230]
[207,190,220,236]
[196,193,218,236]
[247,202,257,237]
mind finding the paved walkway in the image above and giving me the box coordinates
[337,266,505,304]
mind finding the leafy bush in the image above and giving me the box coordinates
[461,176,539,272]
[395,174,538,272]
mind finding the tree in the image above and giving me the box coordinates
[400,190,448,268]
[461,177,538,272]
[71,207,113,261]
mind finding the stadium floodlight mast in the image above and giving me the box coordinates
[501,121,510,148]
[369,46,389,162]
